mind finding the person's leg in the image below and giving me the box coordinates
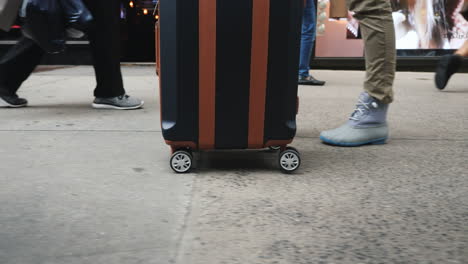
[320,0,395,146]
[82,0,125,98]
[0,37,44,107]
[358,8,395,104]
[298,0,315,77]
[82,0,143,109]
[298,0,325,86]
[434,40,468,90]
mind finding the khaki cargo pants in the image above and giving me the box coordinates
[347,0,396,103]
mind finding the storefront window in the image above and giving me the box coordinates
[317,0,468,57]
[121,0,158,61]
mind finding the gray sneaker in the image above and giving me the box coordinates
[320,92,389,146]
[0,94,28,108]
[92,94,144,110]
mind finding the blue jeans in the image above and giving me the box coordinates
[298,0,317,77]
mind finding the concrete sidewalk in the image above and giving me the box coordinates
[0,66,467,264]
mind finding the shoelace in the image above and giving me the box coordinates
[349,99,378,121]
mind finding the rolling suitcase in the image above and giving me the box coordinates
[156,0,304,173]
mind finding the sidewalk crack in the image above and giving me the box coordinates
[172,174,198,264]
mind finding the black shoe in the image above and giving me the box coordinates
[0,94,28,108]
[298,75,326,86]
[435,54,463,90]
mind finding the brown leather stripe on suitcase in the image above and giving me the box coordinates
[199,0,216,149]
[248,0,270,148]
[155,23,160,76]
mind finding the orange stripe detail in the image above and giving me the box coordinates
[199,0,217,149]
[155,23,160,76]
[156,23,163,131]
[248,0,270,148]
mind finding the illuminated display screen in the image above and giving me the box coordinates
[347,0,468,50]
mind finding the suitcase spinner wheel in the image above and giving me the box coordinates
[170,150,193,173]
[278,147,301,173]
[168,146,301,173]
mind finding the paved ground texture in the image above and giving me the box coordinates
[0,66,467,264]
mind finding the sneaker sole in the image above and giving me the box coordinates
[92,101,144,110]
[298,81,326,86]
[0,97,28,108]
[320,135,388,147]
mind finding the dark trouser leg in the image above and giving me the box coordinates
[0,37,44,96]
[82,0,125,98]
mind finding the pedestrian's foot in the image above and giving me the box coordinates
[298,75,326,86]
[0,94,28,108]
[320,124,388,147]
[320,92,389,147]
[435,54,463,90]
[92,94,144,110]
